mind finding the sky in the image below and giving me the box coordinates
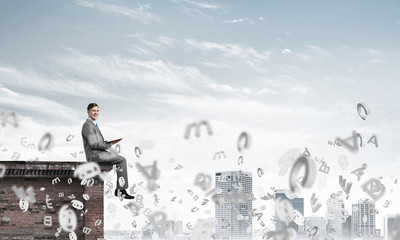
[0,0,400,236]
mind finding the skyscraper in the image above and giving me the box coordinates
[352,199,376,238]
[303,216,327,236]
[342,215,352,240]
[387,215,400,240]
[215,171,252,240]
[327,198,344,237]
[274,190,304,232]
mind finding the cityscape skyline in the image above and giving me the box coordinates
[1,1,399,239]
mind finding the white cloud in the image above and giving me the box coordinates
[206,83,236,93]
[75,0,161,23]
[282,49,292,54]
[360,47,382,55]
[0,85,80,122]
[291,45,329,62]
[171,0,225,10]
[0,66,118,99]
[262,78,312,95]
[185,39,270,70]
[58,48,211,93]
[128,34,176,49]
[223,18,251,24]
[199,61,231,68]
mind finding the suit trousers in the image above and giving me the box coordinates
[90,151,129,190]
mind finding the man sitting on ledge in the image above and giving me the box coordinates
[81,102,134,199]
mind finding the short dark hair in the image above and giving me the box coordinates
[87,103,99,111]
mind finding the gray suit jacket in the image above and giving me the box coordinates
[81,119,112,161]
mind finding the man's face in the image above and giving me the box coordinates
[87,106,99,121]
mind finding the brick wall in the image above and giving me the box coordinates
[0,161,112,240]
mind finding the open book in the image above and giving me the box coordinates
[106,138,123,143]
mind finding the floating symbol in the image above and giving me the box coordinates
[383,200,389,208]
[257,168,264,177]
[194,173,212,191]
[59,205,77,232]
[66,134,74,142]
[310,193,322,213]
[339,175,352,194]
[11,152,20,161]
[38,133,54,151]
[12,185,36,204]
[184,120,212,139]
[94,219,102,226]
[186,222,193,230]
[174,164,183,170]
[71,200,84,210]
[363,215,368,223]
[362,178,386,201]
[289,155,317,193]
[264,228,296,240]
[201,199,209,205]
[237,131,251,152]
[357,102,370,120]
[338,155,348,170]
[19,198,29,212]
[82,227,92,234]
[238,156,244,165]
[134,146,142,157]
[0,111,18,127]
[335,131,363,153]
[213,151,226,160]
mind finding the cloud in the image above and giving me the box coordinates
[171,0,225,10]
[223,18,251,24]
[185,39,270,70]
[206,83,236,93]
[292,45,329,62]
[0,85,80,122]
[127,34,176,49]
[282,49,292,54]
[75,0,161,23]
[360,47,382,56]
[199,61,231,68]
[58,48,211,93]
[0,66,117,99]
[260,78,312,95]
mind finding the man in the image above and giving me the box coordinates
[82,103,134,199]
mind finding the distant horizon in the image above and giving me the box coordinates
[1,0,399,238]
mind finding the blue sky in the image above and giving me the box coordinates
[1,0,400,234]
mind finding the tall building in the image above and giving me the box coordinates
[387,216,399,240]
[169,220,183,236]
[352,199,376,238]
[303,216,327,236]
[274,190,304,232]
[327,198,344,237]
[342,215,352,240]
[215,171,253,240]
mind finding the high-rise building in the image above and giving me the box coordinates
[327,198,344,237]
[169,220,183,236]
[215,171,253,240]
[387,216,399,240]
[352,199,376,238]
[274,190,304,232]
[303,216,327,236]
[342,215,352,240]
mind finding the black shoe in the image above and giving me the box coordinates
[115,189,135,199]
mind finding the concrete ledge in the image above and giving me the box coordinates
[0,161,114,178]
